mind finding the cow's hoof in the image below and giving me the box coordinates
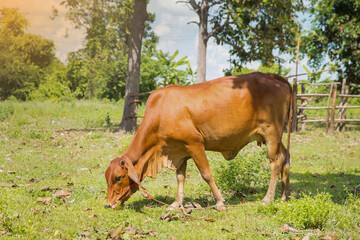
[167,202,181,211]
[216,204,226,211]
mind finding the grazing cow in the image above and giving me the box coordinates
[105,72,292,210]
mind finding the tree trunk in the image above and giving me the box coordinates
[118,0,147,132]
[195,0,209,83]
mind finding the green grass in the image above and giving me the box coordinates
[1,100,360,239]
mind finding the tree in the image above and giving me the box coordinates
[0,8,56,100]
[156,50,190,87]
[59,0,134,99]
[179,0,211,83]
[302,0,360,93]
[180,0,303,82]
[119,0,148,132]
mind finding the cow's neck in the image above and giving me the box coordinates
[123,121,162,181]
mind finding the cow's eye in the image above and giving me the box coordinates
[115,176,121,182]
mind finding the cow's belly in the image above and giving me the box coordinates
[204,130,263,153]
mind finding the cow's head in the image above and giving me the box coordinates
[104,156,140,208]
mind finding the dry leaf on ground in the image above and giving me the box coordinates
[320,234,339,240]
[159,212,179,221]
[28,178,40,183]
[40,186,51,191]
[97,195,105,200]
[0,230,11,235]
[279,224,299,233]
[107,225,123,239]
[88,213,98,218]
[204,218,215,222]
[54,190,71,198]
[79,231,91,237]
[36,197,51,205]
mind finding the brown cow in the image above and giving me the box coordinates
[105,72,292,210]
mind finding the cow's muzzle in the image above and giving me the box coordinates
[104,204,112,209]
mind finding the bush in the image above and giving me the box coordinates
[261,193,341,230]
[0,103,14,121]
[213,145,270,193]
[29,80,73,102]
[277,193,335,229]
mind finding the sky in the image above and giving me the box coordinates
[0,0,313,81]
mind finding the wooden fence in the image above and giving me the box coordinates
[294,78,360,133]
[127,76,359,134]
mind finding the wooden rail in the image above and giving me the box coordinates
[296,80,360,133]
[298,106,360,109]
[285,69,332,79]
[299,119,360,123]
[297,94,330,97]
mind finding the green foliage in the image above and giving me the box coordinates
[0,7,56,100]
[139,40,160,95]
[29,60,72,102]
[226,63,291,76]
[262,192,360,230]
[0,7,28,37]
[0,102,14,121]
[213,146,270,193]
[105,112,111,126]
[212,0,303,68]
[302,0,360,93]
[156,49,192,87]
[276,193,335,229]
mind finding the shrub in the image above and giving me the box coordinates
[29,80,73,102]
[262,193,340,230]
[213,146,270,193]
[0,103,15,121]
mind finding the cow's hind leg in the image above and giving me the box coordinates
[280,142,290,202]
[262,138,289,204]
[167,160,187,210]
[187,143,225,211]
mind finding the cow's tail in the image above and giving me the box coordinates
[286,86,293,152]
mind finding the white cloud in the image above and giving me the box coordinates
[206,40,231,79]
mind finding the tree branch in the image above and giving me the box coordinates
[187,20,200,26]
[209,0,223,7]
[177,0,201,14]
[206,16,230,41]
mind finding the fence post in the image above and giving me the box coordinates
[292,33,301,132]
[336,79,348,131]
[330,83,337,134]
[299,83,306,131]
[292,78,298,132]
[325,83,334,134]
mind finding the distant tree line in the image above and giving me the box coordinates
[0,0,359,102]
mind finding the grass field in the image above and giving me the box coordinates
[1,100,360,239]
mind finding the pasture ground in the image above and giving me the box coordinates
[0,101,359,239]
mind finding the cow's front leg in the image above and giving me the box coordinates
[187,142,225,211]
[167,160,187,210]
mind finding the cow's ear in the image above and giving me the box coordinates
[124,159,140,185]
